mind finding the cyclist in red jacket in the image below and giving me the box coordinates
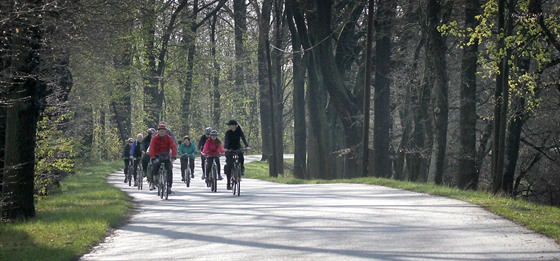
[149,124,178,192]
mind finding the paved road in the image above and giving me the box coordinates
[81,155,560,260]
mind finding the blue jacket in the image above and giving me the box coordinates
[178,142,197,159]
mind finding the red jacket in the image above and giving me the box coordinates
[202,139,224,157]
[149,133,177,159]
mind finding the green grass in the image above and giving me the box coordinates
[0,161,130,261]
[245,159,560,244]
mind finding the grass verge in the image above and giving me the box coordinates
[245,160,560,244]
[0,161,129,261]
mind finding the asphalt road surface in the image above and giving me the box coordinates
[81,155,560,260]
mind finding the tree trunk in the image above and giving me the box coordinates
[492,0,513,193]
[2,1,42,220]
[286,0,307,179]
[373,0,396,178]
[142,0,159,128]
[233,0,247,117]
[210,14,221,128]
[182,0,198,135]
[257,0,273,163]
[427,0,449,185]
[0,0,13,198]
[503,56,530,194]
[457,0,480,190]
[271,1,284,175]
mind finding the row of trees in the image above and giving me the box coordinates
[2,0,560,221]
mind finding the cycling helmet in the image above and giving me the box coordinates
[210,130,219,136]
[157,124,167,130]
[205,127,212,135]
[226,119,238,126]
[148,128,156,134]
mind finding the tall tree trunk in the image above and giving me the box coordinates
[233,0,247,117]
[492,0,513,193]
[373,0,396,178]
[142,0,159,128]
[307,0,361,179]
[210,14,221,127]
[427,0,450,185]
[0,0,13,197]
[257,0,273,163]
[2,0,42,220]
[503,56,530,194]
[291,0,332,179]
[271,0,284,175]
[286,0,306,179]
[457,0,480,190]
[182,0,198,135]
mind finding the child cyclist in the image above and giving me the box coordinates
[201,130,224,181]
[178,135,197,181]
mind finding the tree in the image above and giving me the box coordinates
[373,0,396,178]
[2,0,43,221]
[457,0,480,190]
[426,0,451,185]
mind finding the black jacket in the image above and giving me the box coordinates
[197,134,208,152]
[224,127,249,150]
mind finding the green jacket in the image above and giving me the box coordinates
[178,142,197,159]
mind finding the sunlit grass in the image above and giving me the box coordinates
[0,161,129,261]
[245,159,560,244]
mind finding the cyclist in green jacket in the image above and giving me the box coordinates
[178,135,197,180]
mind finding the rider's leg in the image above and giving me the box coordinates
[165,159,173,191]
[201,155,207,179]
[124,159,130,182]
[180,156,187,180]
[189,157,195,178]
[225,153,233,188]
[239,152,245,175]
[216,157,223,180]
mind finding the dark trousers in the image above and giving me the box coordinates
[180,155,195,179]
[142,154,150,176]
[205,156,221,179]
[200,155,207,176]
[124,159,130,177]
[225,151,244,185]
[131,157,141,181]
[151,159,174,187]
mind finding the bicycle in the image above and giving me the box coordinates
[153,157,170,200]
[180,154,192,188]
[228,148,245,196]
[127,159,133,187]
[135,158,143,190]
[205,155,219,192]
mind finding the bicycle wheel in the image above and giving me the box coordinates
[137,163,143,190]
[160,170,167,199]
[233,166,241,196]
[128,163,133,186]
[186,168,191,187]
[211,164,217,192]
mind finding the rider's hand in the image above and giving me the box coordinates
[245,147,251,151]
[129,156,134,160]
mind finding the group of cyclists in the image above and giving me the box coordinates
[121,119,250,195]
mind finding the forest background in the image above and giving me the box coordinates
[1,0,560,221]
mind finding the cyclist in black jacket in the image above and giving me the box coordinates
[198,127,212,179]
[224,119,250,190]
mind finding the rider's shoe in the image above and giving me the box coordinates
[149,184,155,190]
[168,188,174,194]
[218,175,223,180]
[124,178,127,183]
[134,181,138,186]
[227,184,232,190]
[191,173,194,178]
[201,175,206,180]
[181,177,184,181]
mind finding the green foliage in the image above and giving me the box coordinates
[35,107,80,196]
[439,0,555,116]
